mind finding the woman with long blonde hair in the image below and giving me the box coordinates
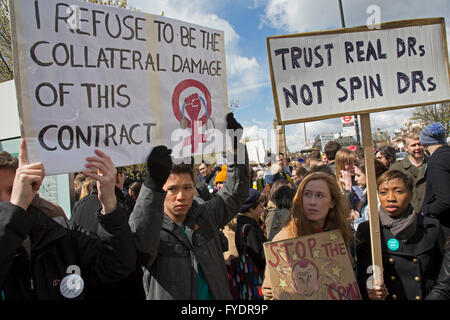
[334,148,359,211]
[262,171,353,299]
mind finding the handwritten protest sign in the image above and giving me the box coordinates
[10,0,227,175]
[267,18,450,125]
[263,230,361,300]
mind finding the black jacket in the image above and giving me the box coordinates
[421,145,450,229]
[0,202,136,300]
[235,214,267,272]
[356,213,447,300]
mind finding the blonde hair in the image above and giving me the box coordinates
[79,177,96,200]
[287,172,353,246]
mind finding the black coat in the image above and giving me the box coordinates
[0,202,136,300]
[356,213,447,300]
[421,145,450,229]
[235,215,267,271]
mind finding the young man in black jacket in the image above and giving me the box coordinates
[0,140,136,300]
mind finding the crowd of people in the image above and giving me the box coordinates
[0,114,448,301]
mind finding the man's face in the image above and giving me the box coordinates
[0,168,15,202]
[293,263,319,297]
[405,137,424,160]
[163,173,195,223]
[276,155,285,169]
[198,164,210,177]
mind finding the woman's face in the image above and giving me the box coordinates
[249,202,265,220]
[354,166,366,188]
[378,178,412,217]
[302,179,335,228]
[343,160,355,175]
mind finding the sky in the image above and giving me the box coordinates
[127,0,450,153]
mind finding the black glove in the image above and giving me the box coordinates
[226,112,243,151]
[145,146,173,192]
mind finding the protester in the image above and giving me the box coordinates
[265,181,296,241]
[324,141,342,174]
[73,173,86,202]
[356,170,448,300]
[350,159,388,230]
[235,189,268,275]
[0,140,136,300]
[214,164,227,191]
[375,146,397,168]
[335,148,359,211]
[128,181,142,201]
[198,161,216,187]
[291,166,307,187]
[0,151,67,220]
[420,122,450,230]
[129,113,250,300]
[390,130,427,212]
[307,149,323,170]
[262,171,353,299]
[276,153,293,182]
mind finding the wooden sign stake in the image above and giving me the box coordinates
[360,113,384,286]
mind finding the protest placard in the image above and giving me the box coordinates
[263,230,361,300]
[246,139,265,164]
[10,0,227,175]
[267,18,450,125]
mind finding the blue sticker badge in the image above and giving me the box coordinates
[387,238,400,251]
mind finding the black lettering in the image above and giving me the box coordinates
[356,41,365,62]
[81,83,96,108]
[34,0,41,29]
[312,81,324,104]
[36,82,58,107]
[38,125,57,151]
[275,48,289,70]
[92,10,105,37]
[303,48,313,68]
[55,3,71,33]
[58,125,74,151]
[300,84,312,105]
[397,72,410,94]
[117,84,130,108]
[129,124,142,144]
[52,43,69,66]
[172,54,182,72]
[135,18,146,41]
[122,15,135,40]
[119,124,132,145]
[408,37,417,56]
[411,70,425,93]
[76,8,90,36]
[143,123,156,143]
[105,13,122,39]
[369,74,383,98]
[344,41,354,63]
[314,46,323,68]
[419,45,425,57]
[336,78,347,102]
[104,124,118,146]
[324,43,334,66]
[30,41,52,67]
[283,85,298,108]
[427,77,436,92]
[397,38,406,58]
[76,125,91,148]
[366,41,378,61]
[377,39,387,59]
[291,47,302,69]
[92,125,104,147]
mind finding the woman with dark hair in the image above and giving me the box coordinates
[265,180,296,241]
[375,146,397,168]
[356,170,449,300]
[262,172,353,299]
[350,159,387,230]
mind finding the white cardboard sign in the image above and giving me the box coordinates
[10,0,227,174]
[268,18,450,125]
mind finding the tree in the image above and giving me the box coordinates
[0,0,128,82]
[411,103,450,135]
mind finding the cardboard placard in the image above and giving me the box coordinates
[263,230,361,300]
[10,0,228,175]
[267,18,450,125]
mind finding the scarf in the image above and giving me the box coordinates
[379,205,417,242]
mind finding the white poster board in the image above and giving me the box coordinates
[246,139,265,164]
[10,0,228,175]
[0,80,21,140]
[268,18,450,125]
[341,116,356,137]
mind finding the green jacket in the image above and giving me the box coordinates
[390,155,427,212]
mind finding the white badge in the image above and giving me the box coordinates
[59,273,84,299]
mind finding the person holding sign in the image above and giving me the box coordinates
[356,170,449,300]
[0,140,137,300]
[129,113,250,300]
[262,171,353,299]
